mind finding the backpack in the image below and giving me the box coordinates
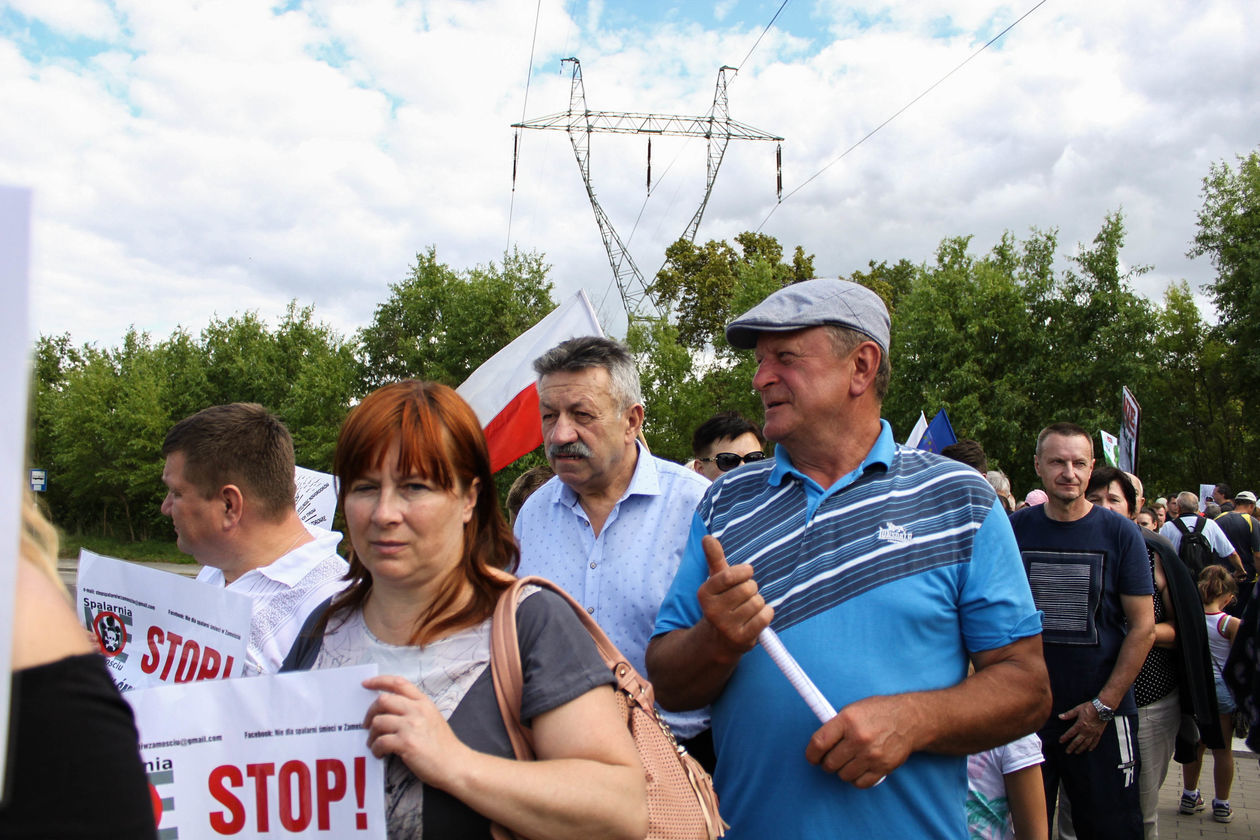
[1172,516,1212,577]
[489,577,727,840]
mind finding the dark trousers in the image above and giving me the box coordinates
[1040,713,1143,840]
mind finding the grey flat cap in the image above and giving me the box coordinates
[725,278,890,351]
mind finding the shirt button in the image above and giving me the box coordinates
[590,562,597,569]
[586,606,595,614]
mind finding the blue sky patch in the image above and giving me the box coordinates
[0,6,130,67]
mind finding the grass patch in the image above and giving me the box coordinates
[58,531,192,565]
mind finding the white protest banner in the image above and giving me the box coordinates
[1118,386,1141,474]
[1200,485,1215,513]
[0,185,31,795]
[77,550,252,692]
[127,665,385,839]
[295,466,337,530]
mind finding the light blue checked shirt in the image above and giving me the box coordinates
[514,441,710,738]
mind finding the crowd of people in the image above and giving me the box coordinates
[6,277,1259,840]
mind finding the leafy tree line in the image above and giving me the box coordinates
[32,152,1259,542]
[635,152,1259,500]
[33,250,555,541]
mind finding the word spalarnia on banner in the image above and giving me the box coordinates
[77,550,252,691]
[127,665,386,839]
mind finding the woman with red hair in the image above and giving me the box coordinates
[283,381,645,839]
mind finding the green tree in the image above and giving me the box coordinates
[1190,149,1260,395]
[33,302,356,541]
[357,247,554,390]
[631,233,813,462]
[881,215,1159,496]
[650,232,813,352]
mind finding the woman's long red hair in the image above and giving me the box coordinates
[327,380,517,644]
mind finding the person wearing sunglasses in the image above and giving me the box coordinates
[691,412,766,482]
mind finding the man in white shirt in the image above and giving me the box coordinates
[1159,490,1244,579]
[160,403,348,674]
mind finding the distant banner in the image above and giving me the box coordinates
[77,551,252,692]
[1200,484,1215,512]
[1100,430,1119,467]
[1118,386,1140,474]
[127,665,386,839]
[295,466,337,530]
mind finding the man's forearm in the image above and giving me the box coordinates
[645,624,741,712]
[1228,551,1245,574]
[912,635,1051,755]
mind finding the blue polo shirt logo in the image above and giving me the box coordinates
[877,522,913,544]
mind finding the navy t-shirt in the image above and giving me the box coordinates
[1010,504,1153,716]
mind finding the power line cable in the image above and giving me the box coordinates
[758,0,1048,230]
[505,0,545,253]
[735,0,790,76]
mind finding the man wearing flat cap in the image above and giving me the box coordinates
[647,279,1050,839]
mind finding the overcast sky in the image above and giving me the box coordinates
[3,0,1256,348]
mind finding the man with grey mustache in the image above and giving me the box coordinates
[513,335,714,764]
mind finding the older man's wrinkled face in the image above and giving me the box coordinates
[752,327,856,447]
[539,367,640,498]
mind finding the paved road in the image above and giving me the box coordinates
[57,555,198,589]
[1154,747,1259,837]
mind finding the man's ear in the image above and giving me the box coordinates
[219,485,245,529]
[625,403,645,440]
[848,342,882,397]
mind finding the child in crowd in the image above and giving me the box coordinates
[1179,565,1241,823]
[967,729,1047,838]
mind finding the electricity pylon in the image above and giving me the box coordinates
[512,57,783,319]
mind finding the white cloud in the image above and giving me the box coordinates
[2,0,1256,351]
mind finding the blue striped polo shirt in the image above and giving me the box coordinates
[653,420,1042,840]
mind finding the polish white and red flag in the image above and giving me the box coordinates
[457,290,603,472]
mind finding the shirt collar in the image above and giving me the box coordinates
[768,419,895,494]
[249,525,343,585]
[555,439,659,511]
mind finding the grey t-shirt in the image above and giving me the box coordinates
[283,587,613,839]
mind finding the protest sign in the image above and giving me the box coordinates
[1200,484,1215,513]
[295,466,336,530]
[127,665,385,839]
[1118,386,1141,474]
[1100,430,1119,467]
[0,185,31,795]
[77,550,252,692]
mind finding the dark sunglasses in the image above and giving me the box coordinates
[699,451,767,472]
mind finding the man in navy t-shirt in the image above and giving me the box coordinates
[1010,422,1154,840]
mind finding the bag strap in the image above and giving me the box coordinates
[1192,516,1206,535]
[490,577,537,761]
[1172,517,1190,536]
[492,575,658,716]
[488,576,660,840]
